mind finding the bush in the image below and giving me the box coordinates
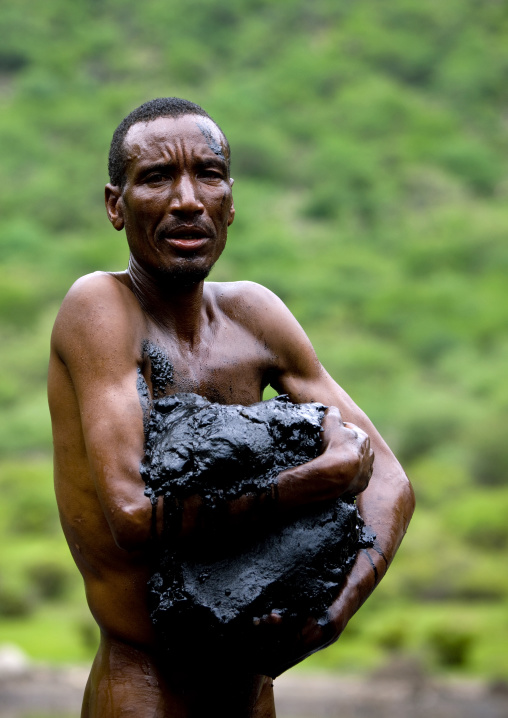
[27,560,70,601]
[0,579,34,618]
[427,626,475,668]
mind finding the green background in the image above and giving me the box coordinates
[0,0,507,679]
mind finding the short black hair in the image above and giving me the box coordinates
[108,97,230,187]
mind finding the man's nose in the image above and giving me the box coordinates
[169,174,204,215]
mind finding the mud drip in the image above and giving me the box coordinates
[138,347,372,677]
[142,339,174,398]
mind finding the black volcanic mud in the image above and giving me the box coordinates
[141,392,371,676]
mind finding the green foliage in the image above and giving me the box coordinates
[0,0,507,679]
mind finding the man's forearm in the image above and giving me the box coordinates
[261,463,414,678]
[173,407,374,542]
[326,460,414,639]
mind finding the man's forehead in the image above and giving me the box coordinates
[124,115,227,160]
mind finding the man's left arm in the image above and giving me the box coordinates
[238,282,415,673]
[273,368,414,670]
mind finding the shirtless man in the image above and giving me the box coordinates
[48,98,414,717]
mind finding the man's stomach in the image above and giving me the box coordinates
[59,509,160,651]
[82,555,160,649]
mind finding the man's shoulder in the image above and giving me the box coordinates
[207,280,322,384]
[51,271,141,358]
[206,280,285,314]
[206,280,303,343]
[64,270,130,300]
[56,271,135,319]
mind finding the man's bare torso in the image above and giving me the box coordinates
[49,272,282,716]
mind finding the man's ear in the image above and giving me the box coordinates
[228,177,235,226]
[105,184,125,231]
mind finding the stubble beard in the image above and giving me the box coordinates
[155,255,215,288]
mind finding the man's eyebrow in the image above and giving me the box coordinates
[136,162,175,179]
[134,157,228,181]
[196,156,228,171]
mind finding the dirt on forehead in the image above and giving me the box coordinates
[124,114,228,159]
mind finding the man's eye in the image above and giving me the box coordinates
[146,173,169,183]
[200,169,222,180]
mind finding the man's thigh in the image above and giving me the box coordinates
[82,636,276,718]
[82,637,184,717]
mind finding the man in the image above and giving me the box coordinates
[48,98,414,717]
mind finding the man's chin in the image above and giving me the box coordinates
[155,262,213,288]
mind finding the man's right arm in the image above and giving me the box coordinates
[49,273,156,551]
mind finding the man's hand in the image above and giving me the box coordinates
[318,406,374,498]
[251,611,333,678]
[276,405,374,510]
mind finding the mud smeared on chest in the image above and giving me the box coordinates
[138,345,372,676]
[142,339,174,398]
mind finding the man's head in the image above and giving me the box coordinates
[105,99,234,288]
[108,97,230,189]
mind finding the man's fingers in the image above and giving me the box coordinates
[348,429,375,495]
[343,422,368,445]
[253,611,283,626]
[321,405,343,428]
[328,420,374,495]
[318,410,375,497]
[325,406,342,417]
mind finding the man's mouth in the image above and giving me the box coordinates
[168,238,208,251]
[161,226,211,250]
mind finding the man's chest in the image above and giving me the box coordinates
[140,321,277,406]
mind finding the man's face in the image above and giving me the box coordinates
[106,115,234,285]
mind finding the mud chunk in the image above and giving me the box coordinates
[141,393,326,504]
[141,393,372,675]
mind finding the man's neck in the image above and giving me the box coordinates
[127,256,206,344]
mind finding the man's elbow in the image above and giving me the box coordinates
[365,454,415,541]
[107,501,155,552]
[391,467,415,537]
[401,468,415,521]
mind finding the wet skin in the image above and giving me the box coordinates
[48,115,414,717]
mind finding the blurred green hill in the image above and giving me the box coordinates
[0,0,507,678]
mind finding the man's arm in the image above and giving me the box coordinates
[50,273,156,552]
[230,282,415,672]
[274,370,414,673]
